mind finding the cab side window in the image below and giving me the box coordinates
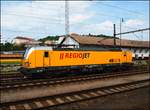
[44,51,49,57]
[124,52,127,56]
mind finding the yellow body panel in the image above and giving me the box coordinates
[23,50,132,69]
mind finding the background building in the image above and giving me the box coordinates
[13,36,41,45]
[58,33,150,59]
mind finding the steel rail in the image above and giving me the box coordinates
[1,69,149,90]
[1,65,147,81]
[1,79,149,110]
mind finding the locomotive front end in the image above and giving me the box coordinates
[19,47,32,75]
[19,46,53,76]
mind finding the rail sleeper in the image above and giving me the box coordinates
[96,90,107,95]
[46,100,55,106]
[23,104,32,110]
[34,101,43,108]
[82,93,91,98]
[55,98,65,104]
[89,92,99,96]
[65,96,75,101]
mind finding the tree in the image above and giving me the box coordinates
[38,36,59,42]
[0,42,26,51]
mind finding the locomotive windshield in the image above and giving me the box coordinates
[23,47,31,59]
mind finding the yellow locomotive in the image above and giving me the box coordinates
[20,46,133,76]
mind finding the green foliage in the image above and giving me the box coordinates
[86,33,119,39]
[0,42,26,51]
[38,36,59,42]
[0,62,21,65]
[146,60,150,66]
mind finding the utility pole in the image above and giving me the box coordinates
[58,0,69,47]
[120,18,124,47]
[113,24,116,46]
[65,0,69,36]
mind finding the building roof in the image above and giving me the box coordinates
[14,36,42,45]
[69,33,149,48]
[15,36,36,41]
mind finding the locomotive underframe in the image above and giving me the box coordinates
[20,63,133,77]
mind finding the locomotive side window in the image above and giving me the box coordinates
[44,51,49,57]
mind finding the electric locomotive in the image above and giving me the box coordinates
[20,46,133,77]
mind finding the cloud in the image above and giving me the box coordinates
[1,2,63,30]
[124,19,144,27]
[80,20,114,35]
[70,13,94,24]
[1,1,148,42]
[1,1,94,31]
[1,15,20,29]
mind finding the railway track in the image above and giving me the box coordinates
[1,65,148,80]
[0,65,148,80]
[0,64,21,75]
[1,79,149,110]
[0,72,24,81]
[0,72,23,77]
[1,68,149,90]
[0,71,149,102]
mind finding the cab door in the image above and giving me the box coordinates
[43,51,50,67]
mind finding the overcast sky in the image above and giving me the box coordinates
[1,1,149,43]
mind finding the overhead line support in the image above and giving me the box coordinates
[115,28,150,36]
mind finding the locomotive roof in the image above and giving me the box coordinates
[27,46,121,51]
[24,46,52,59]
[24,46,122,59]
[33,46,53,50]
[53,47,121,51]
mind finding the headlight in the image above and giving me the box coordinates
[24,62,29,67]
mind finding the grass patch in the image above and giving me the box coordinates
[145,60,150,66]
[0,62,21,65]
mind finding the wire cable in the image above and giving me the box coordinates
[95,2,147,17]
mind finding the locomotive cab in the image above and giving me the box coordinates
[20,46,52,75]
